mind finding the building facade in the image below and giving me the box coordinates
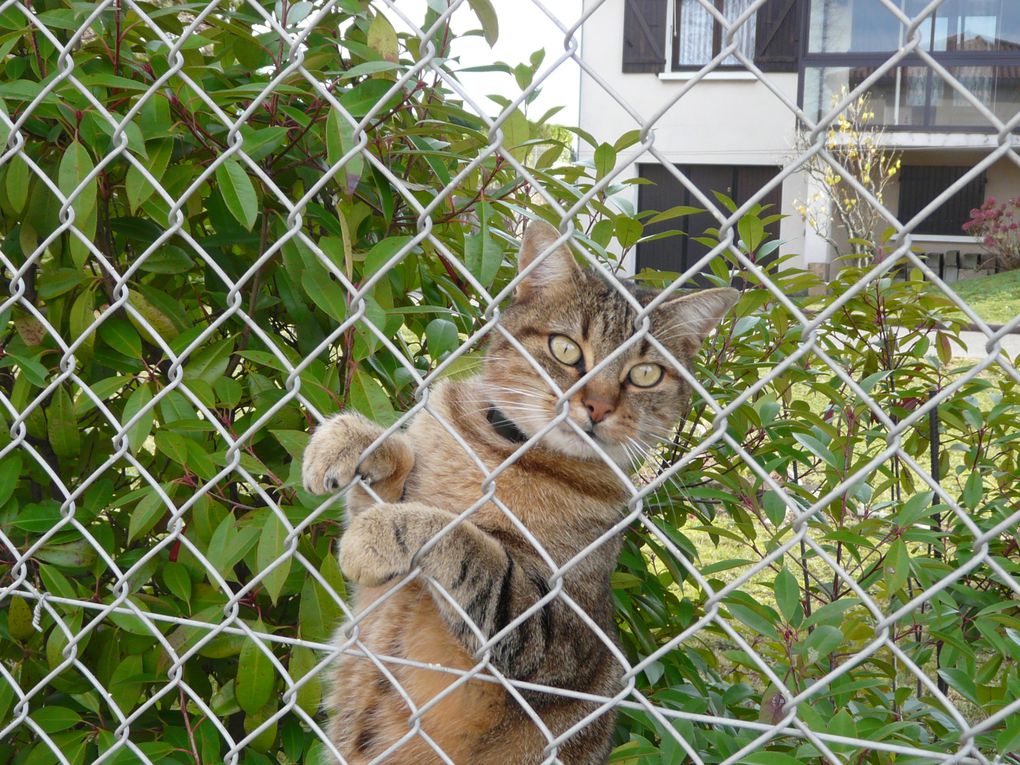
[578,0,1020,279]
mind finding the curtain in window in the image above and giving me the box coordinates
[677,0,757,66]
[677,0,714,65]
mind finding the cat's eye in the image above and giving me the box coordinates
[628,363,664,388]
[549,334,582,365]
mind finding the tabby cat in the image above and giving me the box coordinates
[301,220,738,764]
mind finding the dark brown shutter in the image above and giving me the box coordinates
[898,166,988,236]
[754,0,801,72]
[623,0,667,73]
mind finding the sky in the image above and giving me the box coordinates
[387,0,583,125]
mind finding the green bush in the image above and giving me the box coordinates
[1,2,1019,763]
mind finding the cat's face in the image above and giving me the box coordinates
[480,221,738,466]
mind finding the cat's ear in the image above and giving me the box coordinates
[653,287,739,359]
[515,220,580,300]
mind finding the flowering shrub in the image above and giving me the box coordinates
[794,89,901,264]
[962,196,1020,271]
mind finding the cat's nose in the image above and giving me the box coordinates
[584,397,614,424]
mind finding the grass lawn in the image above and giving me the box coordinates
[949,269,1020,325]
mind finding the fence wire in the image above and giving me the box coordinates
[1,0,1019,763]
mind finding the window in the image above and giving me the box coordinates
[808,0,1020,54]
[673,0,759,68]
[802,0,1020,129]
[898,166,988,235]
[636,164,783,275]
[622,0,801,74]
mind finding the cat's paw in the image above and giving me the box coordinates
[337,504,414,587]
[302,412,414,501]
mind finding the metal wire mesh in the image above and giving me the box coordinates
[1,0,1019,763]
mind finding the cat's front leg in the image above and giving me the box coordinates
[337,503,501,591]
[302,412,414,513]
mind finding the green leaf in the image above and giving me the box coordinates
[464,202,503,288]
[615,217,642,248]
[58,141,97,221]
[467,0,499,46]
[236,622,275,714]
[339,79,400,118]
[256,513,292,604]
[501,108,530,163]
[163,561,192,604]
[127,488,167,544]
[299,553,345,643]
[31,706,82,734]
[98,316,142,358]
[762,490,788,527]
[793,431,838,468]
[0,452,20,507]
[5,154,30,213]
[937,667,980,706]
[348,368,396,425]
[726,603,776,636]
[425,318,459,359]
[125,140,172,212]
[796,624,844,665]
[997,714,1020,754]
[110,654,145,711]
[47,385,80,458]
[593,142,616,179]
[644,205,702,225]
[122,384,154,453]
[7,595,35,641]
[962,470,982,510]
[185,336,235,385]
[206,514,260,578]
[740,754,803,765]
[215,159,258,231]
[774,569,800,624]
[326,106,364,195]
[301,267,348,322]
[884,537,910,594]
[10,501,61,533]
[289,645,323,716]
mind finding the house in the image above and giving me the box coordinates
[577,0,1020,281]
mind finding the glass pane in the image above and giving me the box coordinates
[803,65,930,126]
[677,0,715,65]
[993,66,1020,121]
[809,0,906,53]
[723,0,757,66]
[934,0,1020,51]
[931,66,1020,125]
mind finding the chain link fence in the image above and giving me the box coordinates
[1,0,1019,763]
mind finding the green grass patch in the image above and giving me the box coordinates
[949,269,1020,325]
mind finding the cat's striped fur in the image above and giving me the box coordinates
[301,221,738,763]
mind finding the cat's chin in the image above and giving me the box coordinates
[538,425,629,468]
